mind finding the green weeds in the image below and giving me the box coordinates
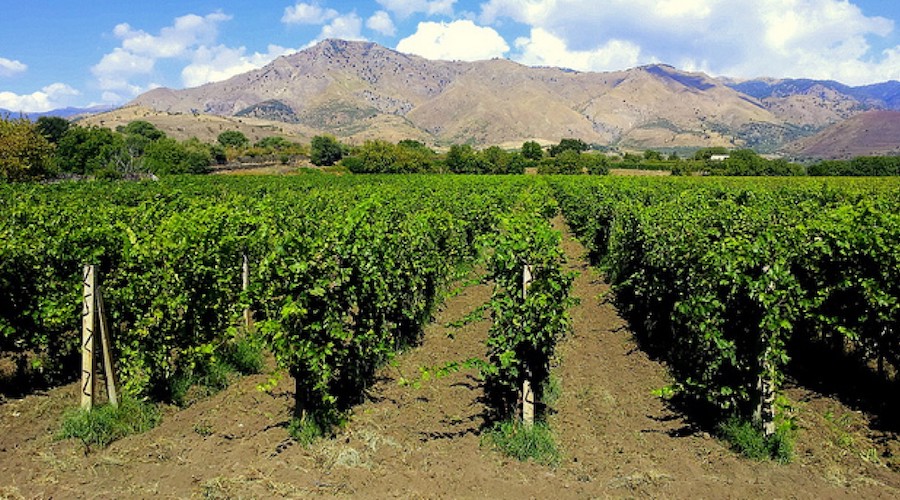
[482,420,560,465]
[717,416,793,463]
[58,398,160,450]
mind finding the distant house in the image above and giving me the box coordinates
[709,154,730,161]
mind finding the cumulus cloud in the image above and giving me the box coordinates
[479,0,900,85]
[282,2,339,25]
[377,0,456,19]
[92,11,297,103]
[0,57,27,77]
[514,29,642,72]
[182,44,294,88]
[319,13,365,41]
[397,20,509,61]
[113,12,231,59]
[367,10,397,36]
[0,83,80,113]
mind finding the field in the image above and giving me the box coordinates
[1,174,898,497]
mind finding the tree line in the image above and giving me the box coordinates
[1,114,896,182]
[334,137,608,175]
[0,116,308,181]
[611,146,899,176]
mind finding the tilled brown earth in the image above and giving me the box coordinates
[1,217,898,498]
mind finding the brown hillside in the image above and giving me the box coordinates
[126,39,814,149]
[77,105,316,144]
[785,110,900,159]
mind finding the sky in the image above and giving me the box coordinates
[1,0,899,112]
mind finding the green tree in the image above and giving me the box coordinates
[521,140,543,161]
[0,116,55,181]
[354,139,399,173]
[503,153,528,174]
[643,150,663,161]
[549,138,588,157]
[35,116,71,144]
[621,152,642,164]
[395,139,436,172]
[480,146,511,174]
[583,153,609,175]
[445,144,483,173]
[143,137,211,175]
[55,125,124,175]
[310,135,344,166]
[217,130,249,148]
[118,120,166,141]
[553,149,584,174]
[255,136,290,150]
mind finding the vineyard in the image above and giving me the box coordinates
[552,177,899,423]
[1,174,899,497]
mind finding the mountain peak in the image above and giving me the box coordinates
[123,39,899,154]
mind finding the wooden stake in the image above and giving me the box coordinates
[522,264,535,428]
[754,355,776,437]
[81,265,96,411]
[242,254,253,331]
[96,287,119,408]
[522,264,533,301]
[522,377,535,427]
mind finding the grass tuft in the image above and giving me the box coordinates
[288,409,347,446]
[482,419,560,465]
[164,338,265,407]
[221,337,265,376]
[717,416,793,463]
[58,398,160,450]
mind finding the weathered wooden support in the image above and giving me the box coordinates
[81,265,97,410]
[753,355,776,437]
[242,254,253,331]
[96,287,119,407]
[522,264,535,428]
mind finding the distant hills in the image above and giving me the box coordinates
[75,39,900,157]
[1,105,117,120]
[784,110,900,159]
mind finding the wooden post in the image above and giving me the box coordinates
[242,254,253,331]
[96,287,119,407]
[754,355,776,437]
[522,264,535,428]
[81,265,97,411]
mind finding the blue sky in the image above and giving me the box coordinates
[2,0,899,112]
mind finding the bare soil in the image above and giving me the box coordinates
[1,218,898,498]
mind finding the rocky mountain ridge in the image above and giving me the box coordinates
[121,39,899,154]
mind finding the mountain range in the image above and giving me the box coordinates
[1,105,117,120]
[78,39,899,157]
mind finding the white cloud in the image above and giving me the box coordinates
[367,10,397,36]
[377,0,456,19]
[397,20,508,61]
[514,28,642,71]
[113,12,231,59]
[0,83,80,113]
[182,44,294,87]
[282,2,339,25]
[318,13,365,41]
[0,57,27,77]
[478,0,900,85]
[92,11,297,103]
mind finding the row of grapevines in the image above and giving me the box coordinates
[0,175,533,417]
[482,187,576,421]
[552,176,899,421]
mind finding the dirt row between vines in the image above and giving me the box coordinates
[1,217,898,498]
